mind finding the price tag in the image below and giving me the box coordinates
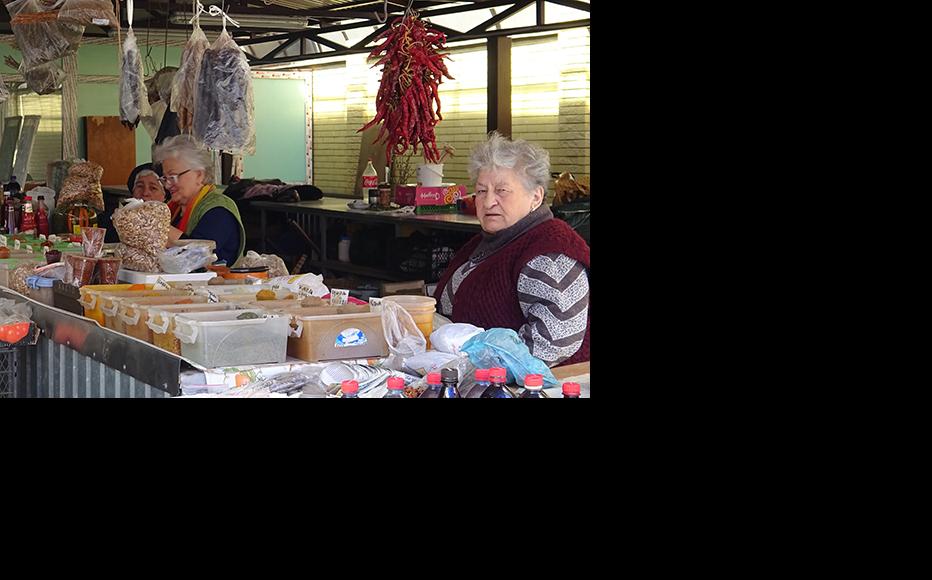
[39,234,46,241]
[42,245,49,255]
[297,283,316,298]
[207,290,220,303]
[92,18,110,26]
[155,277,171,290]
[244,276,261,285]
[0,235,7,247]
[183,283,196,295]
[330,288,349,306]
[25,245,33,254]
[14,240,21,250]
[368,297,383,311]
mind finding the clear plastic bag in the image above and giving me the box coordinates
[158,245,217,274]
[57,0,117,27]
[0,74,9,104]
[117,244,160,272]
[380,299,427,371]
[119,28,151,128]
[22,60,66,95]
[429,323,485,354]
[234,251,289,278]
[171,23,209,132]
[7,0,84,70]
[112,200,170,255]
[81,226,105,258]
[193,31,256,155]
[460,328,559,388]
[57,160,104,210]
[0,298,33,325]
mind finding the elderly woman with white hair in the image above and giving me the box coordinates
[433,132,590,367]
[154,135,245,265]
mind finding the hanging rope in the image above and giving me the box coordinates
[62,53,79,160]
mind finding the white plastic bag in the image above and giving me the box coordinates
[171,23,209,132]
[193,30,256,155]
[159,245,217,274]
[234,251,289,278]
[119,28,151,128]
[380,299,427,371]
[403,351,462,377]
[265,273,329,298]
[429,323,485,355]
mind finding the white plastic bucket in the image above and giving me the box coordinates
[416,164,444,186]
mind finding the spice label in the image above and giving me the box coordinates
[368,297,382,311]
[207,290,220,303]
[297,283,317,298]
[92,18,110,26]
[42,246,49,255]
[25,245,33,253]
[183,284,196,295]
[0,235,6,247]
[14,240,21,250]
[155,277,171,290]
[330,288,349,306]
[39,234,46,241]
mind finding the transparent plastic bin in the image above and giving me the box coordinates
[147,303,242,354]
[118,295,208,342]
[97,289,190,332]
[172,309,290,368]
[117,269,217,285]
[78,283,153,325]
[285,305,387,362]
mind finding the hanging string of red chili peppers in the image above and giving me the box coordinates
[358,11,455,164]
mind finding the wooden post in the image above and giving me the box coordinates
[487,36,512,137]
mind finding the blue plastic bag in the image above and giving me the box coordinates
[460,328,558,387]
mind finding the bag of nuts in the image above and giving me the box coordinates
[112,200,171,256]
[117,244,161,273]
[57,160,105,210]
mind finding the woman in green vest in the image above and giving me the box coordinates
[154,135,246,265]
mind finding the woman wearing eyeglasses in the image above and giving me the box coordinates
[153,135,245,265]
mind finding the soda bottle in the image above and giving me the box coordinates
[341,380,359,398]
[481,367,515,398]
[384,376,406,398]
[562,382,581,398]
[362,159,378,203]
[36,195,50,237]
[473,368,490,397]
[519,374,549,398]
[418,372,443,398]
[19,196,36,236]
[440,368,460,398]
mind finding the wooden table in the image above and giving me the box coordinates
[252,197,482,282]
[552,362,590,381]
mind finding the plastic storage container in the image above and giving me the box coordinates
[117,295,209,342]
[285,305,387,362]
[117,269,217,285]
[382,295,437,349]
[96,290,189,331]
[25,276,56,306]
[78,283,152,325]
[147,303,242,354]
[172,309,291,368]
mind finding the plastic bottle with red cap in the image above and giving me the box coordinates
[474,368,490,397]
[418,372,444,398]
[440,368,460,398]
[562,382,581,398]
[384,376,406,398]
[480,367,515,398]
[519,374,548,398]
[341,380,359,398]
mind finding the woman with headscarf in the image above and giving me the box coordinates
[98,163,168,242]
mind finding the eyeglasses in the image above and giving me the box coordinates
[158,169,193,186]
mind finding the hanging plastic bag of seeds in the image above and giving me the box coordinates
[193,30,256,155]
[171,22,209,132]
[119,28,151,128]
[6,0,84,70]
[0,74,9,104]
[22,60,66,95]
[111,200,170,256]
[57,0,118,27]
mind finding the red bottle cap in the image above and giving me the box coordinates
[341,380,359,394]
[524,374,543,388]
[489,367,507,382]
[475,369,490,382]
[562,382,581,395]
[387,377,404,390]
[426,372,442,385]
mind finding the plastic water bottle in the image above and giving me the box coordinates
[519,374,548,398]
[341,380,359,398]
[440,368,460,398]
[338,235,351,262]
[419,372,443,398]
[480,367,514,398]
[562,382,581,398]
[384,376,405,398]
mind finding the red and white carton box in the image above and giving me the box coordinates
[415,184,467,206]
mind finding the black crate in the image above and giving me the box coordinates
[53,280,84,315]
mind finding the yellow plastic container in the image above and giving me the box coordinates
[147,303,241,354]
[79,283,152,325]
[98,290,189,332]
[382,295,437,349]
[118,295,209,342]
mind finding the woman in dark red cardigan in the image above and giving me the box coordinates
[434,132,589,367]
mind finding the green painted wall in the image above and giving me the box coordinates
[1,42,309,182]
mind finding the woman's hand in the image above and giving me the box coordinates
[167,226,183,246]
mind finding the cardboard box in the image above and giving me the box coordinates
[415,184,467,206]
[415,204,459,215]
[394,185,417,206]
[380,280,425,297]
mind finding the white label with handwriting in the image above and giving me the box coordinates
[14,240,21,250]
[368,297,383,311]
[297,283,316,298]
[42,245,49,255]
[0,235,6,247]
[207,290,219,303]
[25,244,33,253]
[155,277,171,290]
[330,289,349,306]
